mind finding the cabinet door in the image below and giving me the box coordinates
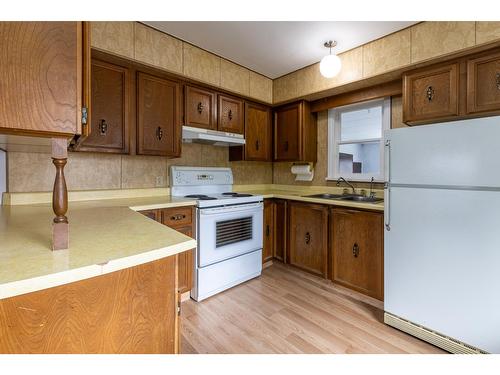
[262,200,275,264]
[288,202,328,277]
[332,209,383,300]
[137,72,181,156]
[245,102,272,161]
[0,22,83,136]
[176,226,194,294]
[274,102,301,161]
[79,60,129,153]
[184,85,217,130]
[467,51,500,114]
[403,63,459,124]
[274,199,287,262]
[218,95,244,134]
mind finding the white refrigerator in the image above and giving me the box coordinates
[384,116,500,354]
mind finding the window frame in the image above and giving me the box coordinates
[327,97,391,182]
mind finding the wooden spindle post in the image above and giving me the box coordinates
[52,138,69,250]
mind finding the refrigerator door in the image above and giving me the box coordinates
[385,116,500,187]
[385,186,500,353]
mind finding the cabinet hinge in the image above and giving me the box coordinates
[81,106,88,125]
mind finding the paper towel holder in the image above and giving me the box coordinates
[291,162,314,182]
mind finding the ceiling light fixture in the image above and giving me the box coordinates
[320,40,341,78]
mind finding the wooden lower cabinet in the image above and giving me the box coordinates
[331,208,384,300]
[0,257,179,353]
[139,206,195,294]
[262,200,275,263]
[288,202,328,277]
[273,199,287,262]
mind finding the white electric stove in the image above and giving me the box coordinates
[170,166,263,301]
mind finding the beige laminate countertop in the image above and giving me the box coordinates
[0,196,198,300]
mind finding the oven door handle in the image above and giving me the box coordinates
[199,202,263,216]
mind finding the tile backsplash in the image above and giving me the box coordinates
[6,143,272,193]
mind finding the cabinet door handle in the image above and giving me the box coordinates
[266,224,270,237]
[305,232,311,245]
[156,126,163,140]
[228,109,233,121]
[352,243,360,258]
[284,141,289,152]
[255,140,259,151]
[426,86,435,102]
[197,102,204,114]
[170,214,186,221]
[99,119,108,135]
[496,72,500,90]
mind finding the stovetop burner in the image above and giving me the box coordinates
[185,194,217,200]
[222,192,253,197]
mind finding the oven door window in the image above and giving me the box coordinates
[198,204,263,267]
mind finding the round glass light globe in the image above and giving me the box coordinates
[319,54,341,78]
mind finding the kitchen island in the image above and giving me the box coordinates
[0,201,196,353]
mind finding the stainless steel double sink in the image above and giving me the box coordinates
[302,193,383,203]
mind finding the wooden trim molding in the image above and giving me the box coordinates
[310,79,402,112]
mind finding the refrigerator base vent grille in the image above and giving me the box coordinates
[384,312,488,354]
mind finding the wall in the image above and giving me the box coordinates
[274,21,500,104]
[273,96,404,189]
[6,144,272,193]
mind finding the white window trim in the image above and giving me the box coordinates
[327,98,391,183]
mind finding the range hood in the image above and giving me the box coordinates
[182,126,245,147]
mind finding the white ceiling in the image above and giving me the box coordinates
[144,21,417,79]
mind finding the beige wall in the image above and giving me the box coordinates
[6,144,272,193]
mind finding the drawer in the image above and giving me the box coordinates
[139,209,160,222]
[161,206,193,228]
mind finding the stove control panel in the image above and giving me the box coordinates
[170,166,233,186]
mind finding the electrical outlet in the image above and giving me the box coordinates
[155,176,164,187]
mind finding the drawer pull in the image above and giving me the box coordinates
[170,214,186,221]
[426,86,435,102]
[197,102,204,114]
[228,109,233,121]
[352,243,360,258]
[496,73,500,90]
[156,126,163,140]
[99,119,108,135]
[305,232,311,245]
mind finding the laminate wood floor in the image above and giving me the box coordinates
[180,262,445,354]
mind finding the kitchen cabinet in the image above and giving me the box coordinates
[184,85,217,130]
[331,208,384,300]
[403,62,460,124]
[229,102,272,162]
[77,59,130,153]
[218,94,244,134]
[262,200,275,264]
[0,22,86,137]
[288,202,328,277]
[273,199,287,262]
[137,72,181,157]
[467,50,500,114]
[139,206,195,294]
[0,256,179,353]
[274,100,317,162]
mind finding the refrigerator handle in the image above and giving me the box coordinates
[384,140,391,231]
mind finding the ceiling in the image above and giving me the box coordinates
[144,21,417,79]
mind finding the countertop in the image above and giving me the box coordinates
[0,196,197,299]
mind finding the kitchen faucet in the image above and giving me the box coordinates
[369,177,375,198]
[336,177,356,195]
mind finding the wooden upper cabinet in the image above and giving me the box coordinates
[467,51,500,115]
[331,208,384,300]
[0,22,85,137]
[245,102,272,161]
[137,72,181,157]
[274,100,317,162]
[218,94,244,134]
[403,62,460,124]
[77,59,129,153]
[288,202,328,277]
[184,85,217,130]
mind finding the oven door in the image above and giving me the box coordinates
[198,202,263,267]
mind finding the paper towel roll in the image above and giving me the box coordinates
[291,164,314,181]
